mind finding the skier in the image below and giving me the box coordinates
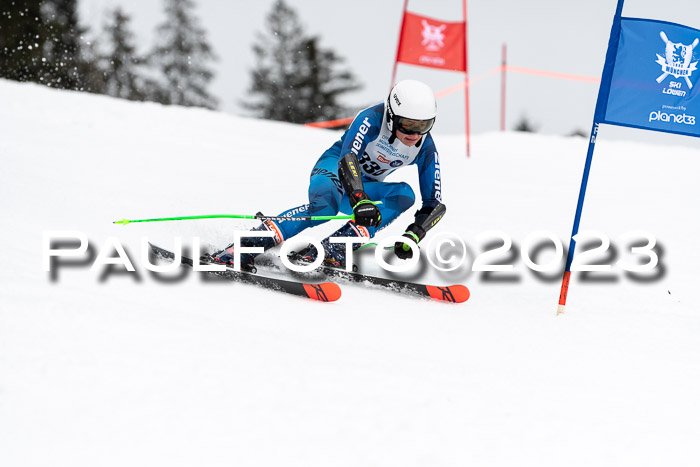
[213,79,447,272]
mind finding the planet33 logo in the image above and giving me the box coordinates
[649,110,696,125]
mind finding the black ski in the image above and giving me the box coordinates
[149,243,341,302]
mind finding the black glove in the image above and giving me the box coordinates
[394,204,446,259]
[394,224,426,260]
[350,191,381,227]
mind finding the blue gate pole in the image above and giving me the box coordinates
[557,0,624,315]
[558,122,601,315]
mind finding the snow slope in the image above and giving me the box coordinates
[1,79,700,467]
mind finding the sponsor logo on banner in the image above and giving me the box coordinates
[649,106,696,126]
[419,20,447,67]
[421,20,446,51]
[656,31,699,89]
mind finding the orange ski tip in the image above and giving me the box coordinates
[426,284,470,303]
[303,282,342,302]
[449,285,470,303]
[322,282,342,302]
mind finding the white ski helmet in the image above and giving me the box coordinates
[386,79,437,146]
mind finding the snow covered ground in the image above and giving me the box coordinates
[1,79,700,466]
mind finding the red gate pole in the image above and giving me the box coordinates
[501,43,507,131]
[463,0,470,157]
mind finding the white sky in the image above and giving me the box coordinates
[79,0,700,148]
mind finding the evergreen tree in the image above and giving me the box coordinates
[243,0,361,124]
[0,1,46,83]
[569,128,587,138]
[101,7,148,101]
[74,31,105,94]
[514,115,538,132]
[150,0,218,109]
[40,0,93,90]
[294,36,362,123]
[0,1,102,92]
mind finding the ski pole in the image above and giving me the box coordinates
[113,213,355,225]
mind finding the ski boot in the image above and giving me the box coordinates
[289,222,368,272]
[210,220,281,273]
[208,249,258,273]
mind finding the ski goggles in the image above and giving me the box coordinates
[395,116,435,135]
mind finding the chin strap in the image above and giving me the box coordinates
[386,97,397,145]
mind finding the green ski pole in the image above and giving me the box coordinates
[113,213,355,225]
[114,202,382,225]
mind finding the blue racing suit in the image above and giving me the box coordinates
[263,102,444,245]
